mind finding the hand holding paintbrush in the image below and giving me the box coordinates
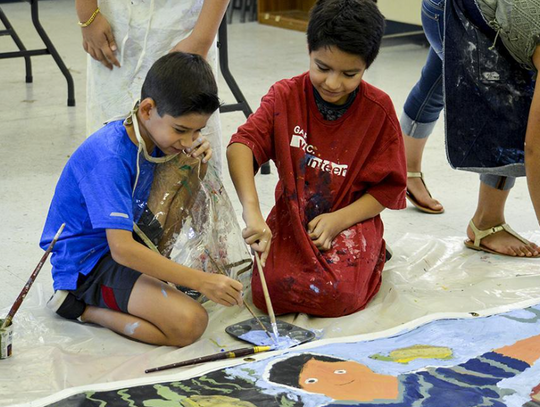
[204,249,272,340]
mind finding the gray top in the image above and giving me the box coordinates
[476,0,540,71]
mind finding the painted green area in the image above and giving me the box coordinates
[84,391,108,406]
[370,344,453,364]
[118,389,138,407]
[279,395,297,407]
[170,381,201,395]
[198,376,249,391]
[192,378,233,394]
[143,385,187,407]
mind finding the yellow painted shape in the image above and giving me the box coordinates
[370,344,453,364]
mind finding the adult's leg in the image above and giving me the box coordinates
[466,175,539,257]
[402,48,445,213]
[401,0,446,212]
[82,274,208,346]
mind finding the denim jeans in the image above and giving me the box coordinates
[401,0,515,190]
[401,0,445,140]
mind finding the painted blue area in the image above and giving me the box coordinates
[225,304,540,406]
[310,284,320,294]
[238,330,300,350]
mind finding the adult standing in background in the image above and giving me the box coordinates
[75,0,229,171]
[401,0,540,257]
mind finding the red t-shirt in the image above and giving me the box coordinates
[230,72,406,317]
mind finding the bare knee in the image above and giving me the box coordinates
[166,304,208,347]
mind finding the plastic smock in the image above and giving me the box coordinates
[86,0,223,172]
[127,103,252,294]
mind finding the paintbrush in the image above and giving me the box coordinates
[1,223,65,330]
[145,345,271,373]
[254,252,280,343]
[243,301,273,340]
[204,249,272,340]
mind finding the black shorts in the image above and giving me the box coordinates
[72,252,142,313]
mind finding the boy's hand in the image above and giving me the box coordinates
[187,136,212,163]
[242,210,272,266]
[81,14,120,70]
[198,273,243,307]
[307,212,345,251]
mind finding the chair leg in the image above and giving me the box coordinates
[0,7,33,83]
[240,0,248,23]
[250,0,258,22]
[226,1,234,24]
[30,0,75,106]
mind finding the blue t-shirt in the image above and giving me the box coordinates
[40,120,156,290]
[330,352,530,406]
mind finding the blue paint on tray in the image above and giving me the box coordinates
[239,330,300,350]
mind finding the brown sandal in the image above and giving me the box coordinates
[406,172,444,214]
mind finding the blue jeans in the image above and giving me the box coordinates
[401,0,444,139]
[401,0,515,190]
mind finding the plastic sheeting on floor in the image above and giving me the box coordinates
[2,232,540,406]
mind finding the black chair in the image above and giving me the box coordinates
[0,0,75,106]
[218,16,270,174]
[227,0,258,24]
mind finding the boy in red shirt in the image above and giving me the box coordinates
[227,0,407,317]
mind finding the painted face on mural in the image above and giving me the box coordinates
[309,45,366,106]
[299,358,399,402]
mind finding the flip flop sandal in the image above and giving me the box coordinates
[406,171,444,214]
[464,220,540,257]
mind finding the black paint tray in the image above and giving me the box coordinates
[226,316,315,347]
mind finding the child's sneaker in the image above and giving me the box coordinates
[47,290,86,320]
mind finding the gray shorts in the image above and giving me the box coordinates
[72,252,142,313]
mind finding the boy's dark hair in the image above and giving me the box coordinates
[307,0,385,68]
[268,354,344,389]
[141,52,220,118]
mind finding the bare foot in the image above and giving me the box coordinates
[407,176,444,212]
[466,221,540,257]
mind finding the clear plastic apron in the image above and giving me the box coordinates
[126,103,251,290]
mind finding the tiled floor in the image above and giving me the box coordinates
[0,0,537,310]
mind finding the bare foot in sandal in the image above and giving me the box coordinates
[466,219,540,257]
[407,173,444,214]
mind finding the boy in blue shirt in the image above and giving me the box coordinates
[40,52,243,347]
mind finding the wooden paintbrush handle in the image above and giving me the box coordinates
[1,223,65,330]
[145,346,271,373]
[254,252,277,327]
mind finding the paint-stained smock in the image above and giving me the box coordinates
[230,72,407,317]
[86,0,223,171]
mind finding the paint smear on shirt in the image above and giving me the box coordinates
[124,322,140,336]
